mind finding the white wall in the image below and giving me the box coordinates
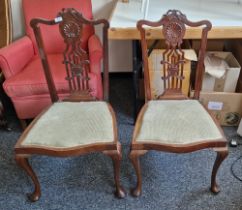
[11,0,25,39]
[10,0,132,72]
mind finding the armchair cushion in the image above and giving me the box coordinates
[88,34,103,72]
[21,101,114,148]
[0,36,34,78]
[88,34,103,99]
[3,54,99,98]
[136,100,223,144]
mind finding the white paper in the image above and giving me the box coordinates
[207,101,223,110]
[204,53,229,79]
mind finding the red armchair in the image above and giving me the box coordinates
[0,0,104,128]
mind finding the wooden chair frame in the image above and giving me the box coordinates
[14,8,125,202]
[129,10,228,197]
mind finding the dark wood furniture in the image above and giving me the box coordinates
[129,10,228,197]
[0,0,12,129]
[14,8,125,202]
[0,0,12,47]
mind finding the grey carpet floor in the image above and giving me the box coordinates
[0,75,242,210]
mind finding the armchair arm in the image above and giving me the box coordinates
[88,34,103,75]
[0,36,34,79]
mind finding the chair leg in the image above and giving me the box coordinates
[129,150,147,197]
[15,155,41,202]
[19,119,27,130]
[103,143,126,198]
[211,147,228,194]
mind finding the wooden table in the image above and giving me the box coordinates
[109,0,242,40]
[109,0,242,120]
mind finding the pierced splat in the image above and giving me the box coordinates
[159,10,187,98]
[159,48,186,98]
[59,8,94,101]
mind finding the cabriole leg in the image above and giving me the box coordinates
[211,147,228,194]
[15,155,41,202]
[129,150,147,197]
[103,143,126,198]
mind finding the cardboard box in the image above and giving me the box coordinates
[198,91,242,126]
[148,49,197,99]
[225,40,242,92]
[202,52,241,92]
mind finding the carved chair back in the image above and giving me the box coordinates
[30,8,109,103]
[137,10,212,100]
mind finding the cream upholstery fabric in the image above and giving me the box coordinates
[22,102,114,148]
[136,100,223,144]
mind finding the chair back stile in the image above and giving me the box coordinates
[30,8,110,103]
[137,10,212,101]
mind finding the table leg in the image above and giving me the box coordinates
[132,40,142,123]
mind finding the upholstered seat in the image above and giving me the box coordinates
[136,100,223,144]
[21,102,114,148]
